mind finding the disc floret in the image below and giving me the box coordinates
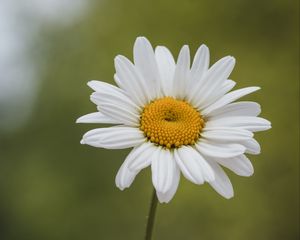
[140,97,204,148]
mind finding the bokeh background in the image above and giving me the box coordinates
[0,0,299,239]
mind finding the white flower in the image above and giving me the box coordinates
[77,37,271,203]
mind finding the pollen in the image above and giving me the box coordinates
[140,97,205,148]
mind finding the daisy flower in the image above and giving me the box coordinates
[77,37,271,203]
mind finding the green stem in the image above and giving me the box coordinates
[145,188,158,240]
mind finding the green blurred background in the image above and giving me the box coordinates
[0,0,299,239]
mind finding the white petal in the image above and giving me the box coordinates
[127,142,156,171]
[97,102,140,126]
[114,55,149,105]
[115,159,137,190]
[205,158,234,199]
[173,45,190,99]
[222,79,236,91]
[202,87,260,116]
[205,116,271,132]
[156,161,180,203]
[174,146,215,185]
[201,128,253,142]
[188,56,235,108]
[115,142,155,191]
[241,138,261,154]
[76,112,120,124]
[81,126,145,149]
[88,80,141,126]
[195,140,246,158]
[90,89,140,113]
[88,80,124,93]
[213,154,254,177]
[219,79,236,94]
[197,79,236,110]
[152,148,178,194]
[207,101,261,118]
[187,44,210,99]
[133,37,161,99]
[190,44,209,81]
[155,46,175,96]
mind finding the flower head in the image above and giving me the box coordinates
[77,37,271,203]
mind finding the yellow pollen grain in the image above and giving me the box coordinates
[140,97,205,148]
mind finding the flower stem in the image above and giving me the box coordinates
[145,188,158,240]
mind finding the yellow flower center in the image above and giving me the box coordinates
[140,97,205,148]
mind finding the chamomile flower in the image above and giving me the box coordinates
[77,37,271,203]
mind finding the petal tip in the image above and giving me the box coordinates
[224,193,234,199]
[200,43,208,49]
[135,36,150,44]
[182,44,189,49]
[228,56,236,64]
[116,184,125,191]
[114,54,126,63]
[76,118,81,123]
[156,191,173,204]
[180,45,190,54]
[87,80,98,90]
[114,55,120,63]
[76,115,88,123]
